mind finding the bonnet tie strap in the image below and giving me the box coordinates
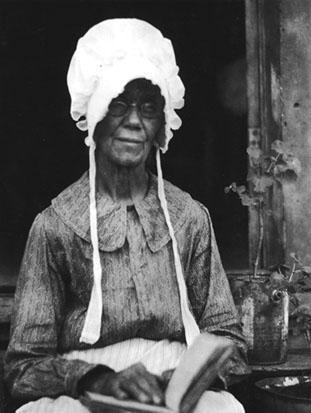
[80,139,103,344]
[156,148,200,347]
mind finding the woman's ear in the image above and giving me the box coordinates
[154,123,166,149]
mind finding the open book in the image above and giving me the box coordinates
[81,333,235,413]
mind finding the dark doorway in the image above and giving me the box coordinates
[0,0,248,285]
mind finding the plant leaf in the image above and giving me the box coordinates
[253,176,274,192]
[224,182,237,194]
[291,304,311,318]
[247,145,262,163]
[271,140,286,154]
[236,185,246,195]
[265,209,273,216]
[302,266,311,275]
[239,193,255,206]
[285,156,302,176]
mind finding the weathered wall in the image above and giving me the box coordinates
[281,0,311,264]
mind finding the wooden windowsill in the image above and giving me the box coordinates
[251,350,311,375]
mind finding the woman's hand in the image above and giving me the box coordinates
[80,362,165,405]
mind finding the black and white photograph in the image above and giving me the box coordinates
[1,1,311,412]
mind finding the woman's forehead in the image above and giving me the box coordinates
[117,78,163,102]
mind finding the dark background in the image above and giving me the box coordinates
[0,0,248,283]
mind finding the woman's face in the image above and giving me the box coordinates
[94,78,164,169]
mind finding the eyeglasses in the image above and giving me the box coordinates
[108,99,163,119]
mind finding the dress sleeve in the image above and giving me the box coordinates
[4,212,98,401]
[187,204,250,382]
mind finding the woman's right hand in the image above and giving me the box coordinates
[80,362,165,405]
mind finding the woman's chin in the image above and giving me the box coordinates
[108,148,149,169]
[111,154,147,169]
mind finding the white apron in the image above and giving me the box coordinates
[17,338,244,413]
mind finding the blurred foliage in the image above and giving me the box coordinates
[225,139,301,209]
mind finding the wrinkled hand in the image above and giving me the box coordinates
[82,363,165,405]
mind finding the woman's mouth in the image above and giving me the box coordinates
[114,137,145,145]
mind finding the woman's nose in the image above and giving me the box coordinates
[123,105,142,128]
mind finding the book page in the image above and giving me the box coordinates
[83,392,173,413]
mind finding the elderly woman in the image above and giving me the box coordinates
[4,19,248,413]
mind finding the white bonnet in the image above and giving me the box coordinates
[67,18,185,152]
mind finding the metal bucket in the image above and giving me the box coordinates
[254,376,311,413]
[230,274,289,364]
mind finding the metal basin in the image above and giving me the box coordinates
[254,376,311,413]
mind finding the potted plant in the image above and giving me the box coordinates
[275,253,311,351]
[225,138,301,364]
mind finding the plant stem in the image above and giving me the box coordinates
[266,153,281,174]
[254,201,264,278]
[305,329,311,350]
[288,261,296,283]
